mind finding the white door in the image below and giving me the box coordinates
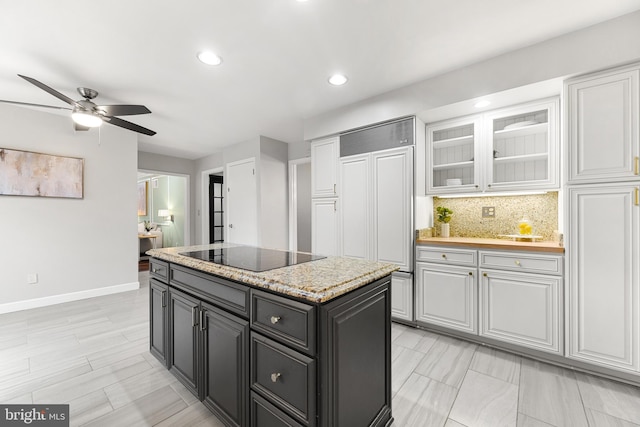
[567,184,639,371]
[311,137,339,198]
[566,66,640,184]
[479,269,561,354]
[391,272,414,322]
[339,154,370,260]
[415,262,477,334]
[311,198,338,256]
[226,158,258,246]
[372,147,413,270]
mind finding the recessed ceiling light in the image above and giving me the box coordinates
[197,51,222,66]
[328,74,348,86]
[474,100,491,108]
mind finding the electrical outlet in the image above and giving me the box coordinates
[482,206,496,218]
[27,273,38,284]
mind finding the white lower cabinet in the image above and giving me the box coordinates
[311,198,338,256]
[416,245,564,356]
[479,269,562,354]
[416,262,477,334]
[391,272,413,322]
[567,184,640,372]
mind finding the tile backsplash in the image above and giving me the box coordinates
[432,192,558,240]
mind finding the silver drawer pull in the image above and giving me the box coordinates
[271,372,281,383]
[270,316,281,324]
[515,260,521,266]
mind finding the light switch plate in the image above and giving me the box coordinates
[482,206,495,218]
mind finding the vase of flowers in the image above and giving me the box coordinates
[436,206,453,238]
[143,220,153,235]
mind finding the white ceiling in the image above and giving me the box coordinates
[2,0,640,160]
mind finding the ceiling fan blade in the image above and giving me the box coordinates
[96,104,151,116]
[105,116,156,136]
[0,99,72,110]
[74,122,90,131]
[18,74,82,108]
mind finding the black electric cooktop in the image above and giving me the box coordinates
[179,245,325,272]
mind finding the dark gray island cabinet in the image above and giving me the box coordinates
[148,246,397,427]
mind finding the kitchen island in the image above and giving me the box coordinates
[147,243,398,427]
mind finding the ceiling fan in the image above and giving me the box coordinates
[0,74,156,136]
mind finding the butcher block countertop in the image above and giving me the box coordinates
[416,237,564,253]
[147,244,399,303]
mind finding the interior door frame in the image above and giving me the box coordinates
[138,169,191,246]
[288,158,311,252]
[201,167,224,245]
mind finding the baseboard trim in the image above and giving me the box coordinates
[0,281,141,314]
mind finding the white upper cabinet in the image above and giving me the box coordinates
[485,98,559,191]
[566,65,640,184]
[427,115,483,194]
[426,97,559,194]
[311,136,339,198]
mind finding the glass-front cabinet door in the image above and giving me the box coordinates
[484,98,559,191]
[427,115,483,194]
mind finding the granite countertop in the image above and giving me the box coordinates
[147,244,399,303]
[416,237,564,253]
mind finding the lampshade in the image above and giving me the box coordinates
[71,110,103,128]
[158,209,170,218]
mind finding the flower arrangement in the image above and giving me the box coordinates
[436,206,453,223]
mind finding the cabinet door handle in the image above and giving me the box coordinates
[334,201,337,212]
[271,372,281,383]
[468,272,473,276]
[334,183,336,195]
[441,254,447,259]
[483,272,488,277]
[192,306,198,327]
[200,309,206,331]
[515,260,521,266]
[161,291,166,308]
[636,188,639,206]
[270,316,281,324]
[635,156,639,175]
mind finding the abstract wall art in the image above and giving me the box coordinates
[0,148,84,199]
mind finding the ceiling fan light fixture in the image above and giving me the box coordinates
[72,110,103,128]
[197,51,223,66]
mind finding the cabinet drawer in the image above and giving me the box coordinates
[251,333,316,426]
[416,246,477,267]
[251,392,304,427]
[170,264,249,317]
[149,258,169,281]
[479,251,563,275]
[251,290,316,355]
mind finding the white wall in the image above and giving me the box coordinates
[304,10,640,140]
[194,151,224,244]
[0,104,138,312]
[259,136,289,250]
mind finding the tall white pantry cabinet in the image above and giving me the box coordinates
[565,62,640,374]
[310,137,339,256]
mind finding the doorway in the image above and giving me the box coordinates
[289,159,312,252]
[209,174,224,243]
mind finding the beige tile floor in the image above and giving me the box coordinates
[0,271,639,426]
